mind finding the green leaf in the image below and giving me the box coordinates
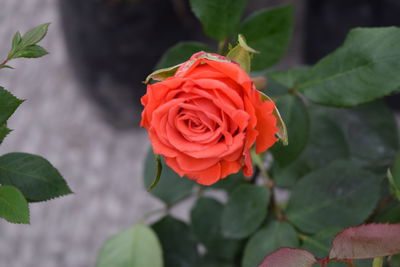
[11,31,22,49]
[271,95,310,167]
[273,159,311,188]
[240,4,294,70]
[197,255,233,267]
[20,23,50,47]
[269,66,310,89]
[156,42,211,69]
[190,197,242,261]
[0,152,72,202]
[12,45,48,59]
[375,205,400,223]
[96,224,163,267]
[274,101,398,188]
[152,216,199,267]
[0,124,12,143]
[294,27,400,106]
[242,220,299,267]
[209,170,245,193]
[301,228,342,258]
[221,184,270,239]
[143,149,194,206]
[7,31,22,58]
[286,160,382,234]
[325,101,399,166]
[0,86,23,125]
[301,109,350,170]
[0,185,29,224]
[390,254,400,267]
[189,0,248,41]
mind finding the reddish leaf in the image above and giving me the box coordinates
[258,247,317,267]
[329,223,400,260]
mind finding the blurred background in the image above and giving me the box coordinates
[0,0,398,266]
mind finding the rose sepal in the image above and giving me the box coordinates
[147,154,163,191]
[227,34,259,73]
[174,52,236,77]
[260,91,289,145]
[144,64,182,84]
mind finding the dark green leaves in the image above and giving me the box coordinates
[0,152,72,202]
[286,161,382,234]
[301,228,341,258]
[221,185,270,239]
[0,87,23,125]
[240,5,293,70]
[275,27,400,106]
[0,185,29,224]
[152,216,199,267]
[96,225,163,267]
[0,124,11,143]
[190,0,247,41]
[143,149,194,206]
[156,42,211,69]
[191,197,242,261]
[271,95,310,167]
[8,23,49,60]
[328,101,399,164]
[242,221,299,267]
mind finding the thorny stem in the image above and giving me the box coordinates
[0,56,10,67]
[318,257,354,267]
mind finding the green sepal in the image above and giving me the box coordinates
[260,91,288,145]
[147,154,163,191]
[144,64,181,84]
[226,35,259,73]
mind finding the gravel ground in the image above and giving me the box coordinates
[0,1,163,267]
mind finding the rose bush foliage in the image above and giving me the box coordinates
[97,2,400,267]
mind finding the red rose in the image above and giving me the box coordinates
[141,52,278,185]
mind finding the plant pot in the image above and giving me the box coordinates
[58,0,203,127]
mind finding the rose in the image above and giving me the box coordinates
[141,52,278,185]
